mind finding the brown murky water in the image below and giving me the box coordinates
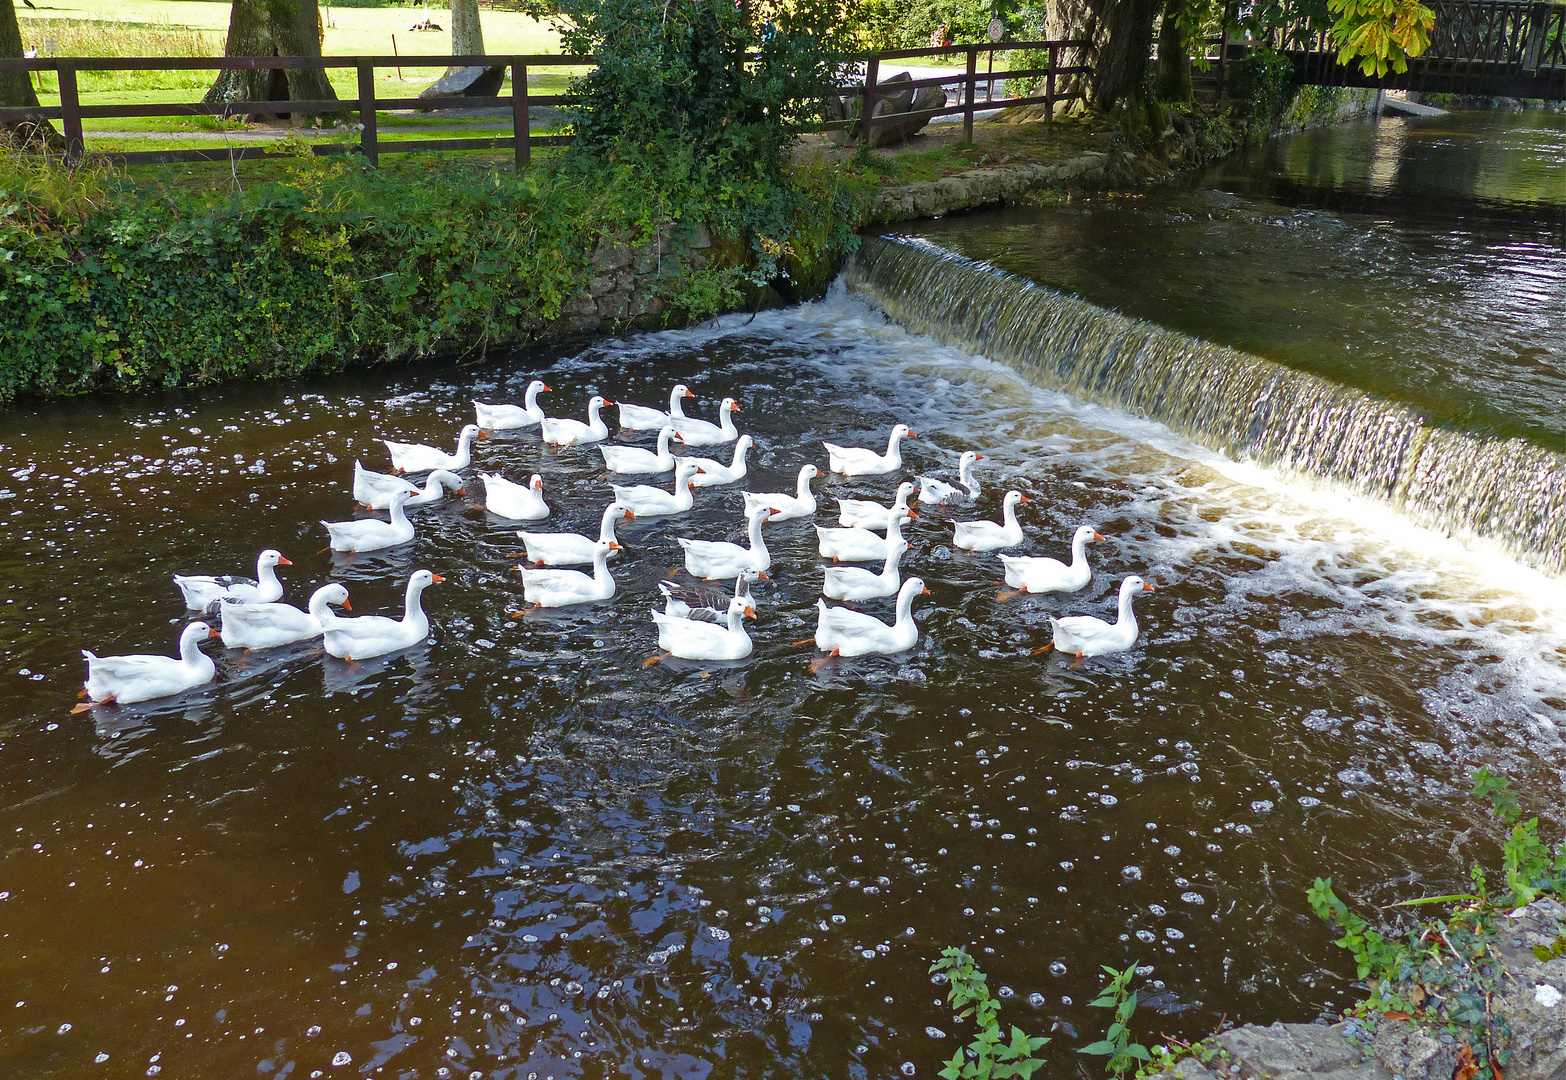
[3,293,1565,1078]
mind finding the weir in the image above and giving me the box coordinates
[845,236,1566,578]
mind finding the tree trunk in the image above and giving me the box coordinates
[450,0,484,59]
[1156,0,1192,101]
[0,0,60,149]
[205,0,334,121]
[270,0,335,106]
[205,0,279,111]
[1090,0,1161,110]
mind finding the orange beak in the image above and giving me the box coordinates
[908,510,919,519]
[456,487,466,496]
[542,384,553,392]
[207,628,221,640]
[744,606,757,619]
[623,509,635,519]
[277,556,293,566]
[684,389,695,398]
[1019,495,1033,504]
[1093,531,1106,542]
[609,541,624,551]
[976,453,985,459]
[341,598,352,611]
[533,479,544,490]
[731,403,742,412]
[1142,582,1157,591]
[513,565,525,573]
[478,430,490,440]
[432,574,446,584]
[757,572,770,580]
[603,400,616,407]
[907,430,918,438]
[921,585,931,595]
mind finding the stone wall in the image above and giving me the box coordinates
[532,223,715,343]
[1148,899,1566,1080]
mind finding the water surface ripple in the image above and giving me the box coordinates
[1,292,1565,1078]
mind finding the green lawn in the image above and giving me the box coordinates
[18,0,563,57]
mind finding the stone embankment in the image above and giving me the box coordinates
[538,223,714,341]
[1150,899,1566,1080]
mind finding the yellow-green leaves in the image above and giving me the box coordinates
[1327,0,1436,76]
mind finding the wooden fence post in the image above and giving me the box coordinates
[964,46,977,141]
[512,57,529,169]
[1046,43,1057,119]
[58,61,84,166]
[860,55,879,145]
[356,60,378,167]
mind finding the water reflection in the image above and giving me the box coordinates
[900,110,1566,448]
[0,290,1563,1077]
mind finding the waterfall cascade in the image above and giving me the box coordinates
[845,236,1566,578]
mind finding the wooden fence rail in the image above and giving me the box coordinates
[0,41,1095,168]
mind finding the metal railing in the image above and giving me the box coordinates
[0,53,588,167]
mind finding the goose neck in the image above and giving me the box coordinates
[1001,498,1020,529]
[256,559,281,593]
[730,440,749,470]
[308,588,340,625]
[525,383,543,409]
[895,583,919,624]
[1117,584,1140,629]
[599,505,621,543]
[796,468,814,500]
[1071,531,1091,568]
[719,410,737,437]
[179,624,208,664]
[748,510,768,554]
[404,578,430,624]
[593,548,614,579]
[388,496,411,528]
[669,388,687,417]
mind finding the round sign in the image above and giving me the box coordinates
[988,17,1004,41]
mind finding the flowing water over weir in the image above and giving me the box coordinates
[846,236,1566,579]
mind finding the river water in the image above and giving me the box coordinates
[2,111,1565,1078]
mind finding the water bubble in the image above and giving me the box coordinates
[1163,846,1181,856]
[1136,930,1157,943]
[1027,993,1046,1008]
[831,914,846,925]
[862,949,876,959]
[709,927,730,941]
[1122,866,1142,881]
[1182,892,1206,905]
[307,1026,322,1037]
[1049,961,1067,977]
[925,1026,947,1039]
[1148,904,1167,916]
[902,1063,917,1076]
[997,985,1016,999]
[332,1052,352,1067]
[95,1053,109,1064]
[1165,928,1185,940]
[56,1023,71,1035]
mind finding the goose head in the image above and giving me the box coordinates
[800,464,820,480]
[409,569,446,591]
[674,460,701,488]
[721,397,740,415]
[429,470,465,495]
[588,395,613,414]
[1074,524,1105,546]
[459,423,487,444]
[313,583,351,612]
[258,549,292,569]
[1121,575,1155,598]
[529,475,545,493]
[182,621,219,647]
[674,384,695,401]
[527,379,552,397]
[1002,490,1030,510]
[889,423,916,444]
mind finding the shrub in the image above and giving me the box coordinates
[1227,48,1296,120]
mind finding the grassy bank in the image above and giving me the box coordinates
[0,142,865,400]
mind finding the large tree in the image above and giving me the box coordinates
[205,0,336,117]
[450,0,484,60]
[1,0,59,148]
[1089,0,1162,111]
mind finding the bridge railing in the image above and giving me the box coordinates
[1273,0,1566,97]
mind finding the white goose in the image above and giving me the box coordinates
[383,424,485,473]
[817,512,910,563]
[813,577,928,659]
[474,380,551,430]
[678,504,772,580]
[353,463,463,510]
[649,595,755,663]
[174,549,289,612]
[518,539,619,608]
[519,504,632,567]
[219,584,348,651]
[918,451,984,505]
[674,397,741,448]
[1038,575,1155,661]
[541,396,613,447]
[659,569,764,621]
[823,538,909,601]
[838,481,919,531]
[611,460,701,517]
[1000,525,1103,597]
[480,473,549,521]
[618,384,695,432]
[952,490,1030,553]
[688,435,754,488]
[824,424,915,477]
[75,621,219,710]
[599,426,677,475]
[743,464,820,523]
[322,489,416,553]
[323,570,443,660]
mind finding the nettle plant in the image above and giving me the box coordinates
[1308,768,1566,1080]
[929,947,1051,1079]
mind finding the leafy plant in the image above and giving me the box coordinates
[1080,962,1151,1076]
[1306,767,1566,1080]
[1227,49,1297,121]
[929,947,1050,1079]
[1326,0,1435,76]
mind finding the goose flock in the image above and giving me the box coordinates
[74,379,1157,711]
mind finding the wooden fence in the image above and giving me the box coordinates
[0,41,1095,168]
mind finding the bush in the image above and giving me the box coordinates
[1227,48,1296,120]
[0,141,865,400]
